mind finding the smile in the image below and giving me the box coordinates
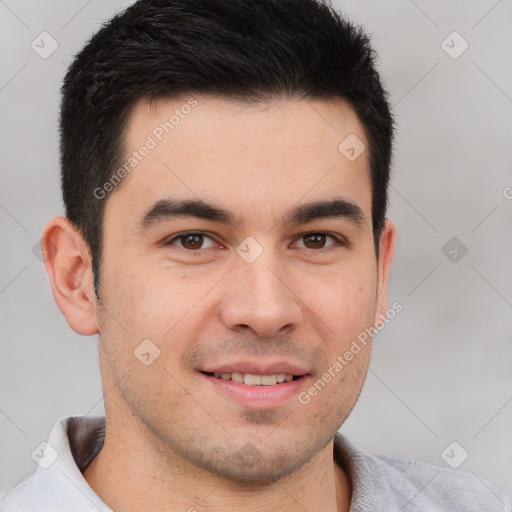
[203,371,300,386]
[198,368,309,409]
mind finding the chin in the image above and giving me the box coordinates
[188,434,329,486]
[211,451,314,486]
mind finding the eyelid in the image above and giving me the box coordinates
[163,231,218,250]
[163,230,347,251]
[292,231,346,249]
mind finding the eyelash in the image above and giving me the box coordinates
[163,231,347,252]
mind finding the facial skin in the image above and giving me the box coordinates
[42,95,395,512]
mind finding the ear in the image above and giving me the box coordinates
[373,219,396,325]
[40,216,99,336]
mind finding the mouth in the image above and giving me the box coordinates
[201,371,303,386]
[197,364,310,409]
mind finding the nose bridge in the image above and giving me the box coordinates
[220,236,302,336]
[242,249,285,297]
[237,237,289,301]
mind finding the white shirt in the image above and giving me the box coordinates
[0,415,509,511]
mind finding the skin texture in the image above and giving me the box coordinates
[42,95,395,511]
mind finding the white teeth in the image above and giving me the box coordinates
[244,373,261,386]
[208,372,297,385]
[231,372,244,383]
[260,374,278,386]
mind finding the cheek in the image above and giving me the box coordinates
[131,266,221,334]
[303,260,377,340]
[100,255,203,337]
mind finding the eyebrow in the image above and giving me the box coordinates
[138,196,366,230]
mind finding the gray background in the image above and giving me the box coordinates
[1,0,511,504]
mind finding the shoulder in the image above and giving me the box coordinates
[0,415,109,512]
[0,471,48,511]
[334,433,510,511]
[375,453,509,510]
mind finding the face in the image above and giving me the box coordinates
[93,94,393,483]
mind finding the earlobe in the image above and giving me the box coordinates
[374,219,396,325]
[41,216,99,336]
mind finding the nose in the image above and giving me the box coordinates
[219,248,303,338]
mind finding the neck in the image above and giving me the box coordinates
[82,417,352,512]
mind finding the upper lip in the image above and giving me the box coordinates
[200,361,309,376]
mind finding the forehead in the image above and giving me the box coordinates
[106,94,372,228]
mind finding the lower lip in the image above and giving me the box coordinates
[201,373,308,409]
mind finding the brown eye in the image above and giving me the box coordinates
[304,233,326,249]
[295,232,342,250]
[165,232,216,251]
[180,234,204,250]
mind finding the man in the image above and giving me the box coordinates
[1,0,509,510]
